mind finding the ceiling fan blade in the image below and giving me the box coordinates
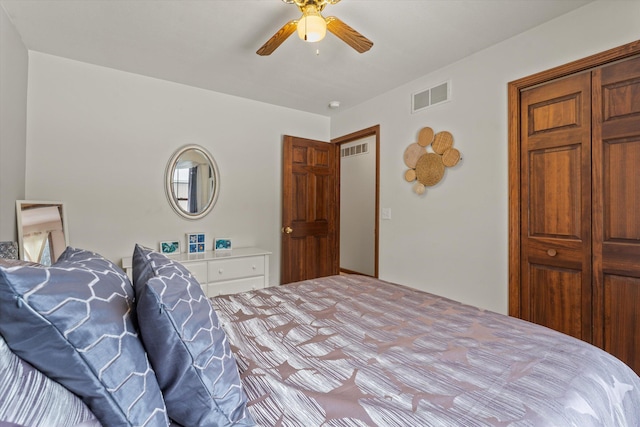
[325,16,373,53]
[257,20,298,56]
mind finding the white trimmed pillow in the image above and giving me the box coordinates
[132,244,254,426]
[0,248,169,427]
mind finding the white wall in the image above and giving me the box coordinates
[18,0,640,309]
[25,52,330,284]
[331,0,640,314]
[0,6,28,241]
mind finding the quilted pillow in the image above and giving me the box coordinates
[0,247,169,427]
[0,332,100,427]
[132,244,254,427]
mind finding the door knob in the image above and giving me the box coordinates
[282,226,293,234]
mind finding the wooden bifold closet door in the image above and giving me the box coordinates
[509,41,640,375]
[519,71,593,342]
[592,57,640,372]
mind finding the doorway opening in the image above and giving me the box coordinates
[332,125,380,278]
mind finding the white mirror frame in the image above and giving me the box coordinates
[165,144,220,220]
[16,200,69,266]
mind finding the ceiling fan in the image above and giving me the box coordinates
[257,0,373,56]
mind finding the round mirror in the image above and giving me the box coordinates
[165,145,220,220]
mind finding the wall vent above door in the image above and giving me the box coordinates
[341,142,369,158]
[412,80,451,113]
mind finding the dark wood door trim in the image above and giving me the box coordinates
[331,125,380,278]
[508,40,640,318]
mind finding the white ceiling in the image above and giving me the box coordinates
[1,0,593,116]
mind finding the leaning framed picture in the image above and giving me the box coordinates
[214,237,232,252]
[160,240,181,255]
[187,233,206,254]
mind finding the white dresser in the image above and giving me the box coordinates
[122,247,271,297]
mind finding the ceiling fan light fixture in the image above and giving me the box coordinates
[257,0,372,56]
[296,6,326,42]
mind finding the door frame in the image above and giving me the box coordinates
[331,125,380,278]
[507,40,640,317]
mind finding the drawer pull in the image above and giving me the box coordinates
[547,249,557,257]
[218,268,224,274]
[252,265,256,270]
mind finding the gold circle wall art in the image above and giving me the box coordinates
[403,126,461,195]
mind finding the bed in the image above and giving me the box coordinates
[211,274,640,426]
[2,249,640,427]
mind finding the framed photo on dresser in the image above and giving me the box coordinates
[186,233,206,254]
[214,238,232,252]
[160,240,181,254]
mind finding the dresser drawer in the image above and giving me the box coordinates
[121,248,270,296]
[207,276,264,297]
[208,256,264,283]
[182,261,208,284]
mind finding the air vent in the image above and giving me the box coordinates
[412,80,451,113]
[341,142,369,158]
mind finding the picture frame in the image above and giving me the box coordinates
[160,240,181,255]
[186,233,206,254]
[214,237,232,252]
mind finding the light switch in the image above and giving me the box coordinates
[381,208,391,220]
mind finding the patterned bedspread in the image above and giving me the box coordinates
[210,275,640,426]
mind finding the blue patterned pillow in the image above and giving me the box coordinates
[132,245,254,427]
[0,247,169,427]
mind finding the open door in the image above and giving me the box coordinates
[332,125,380,278]
[281,135,339,284]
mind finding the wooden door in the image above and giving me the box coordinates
[281,135,339,284]
[592,56,640,373]
[519,72,593,341]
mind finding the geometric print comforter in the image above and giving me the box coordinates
[210,275,640,427]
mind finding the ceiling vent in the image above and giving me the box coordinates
[412,80,451,113]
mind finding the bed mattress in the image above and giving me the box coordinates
[211,274,640,426]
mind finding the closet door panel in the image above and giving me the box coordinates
[603,276,640,373]
[592,56,640,374]
[528,145,583,239]
[600,58,640,133]
[603,140,640,241]
[520,73,592,341]
[529,264,584,339]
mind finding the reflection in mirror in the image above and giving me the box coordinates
[165,145,220,220]
[16,201,69,266]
